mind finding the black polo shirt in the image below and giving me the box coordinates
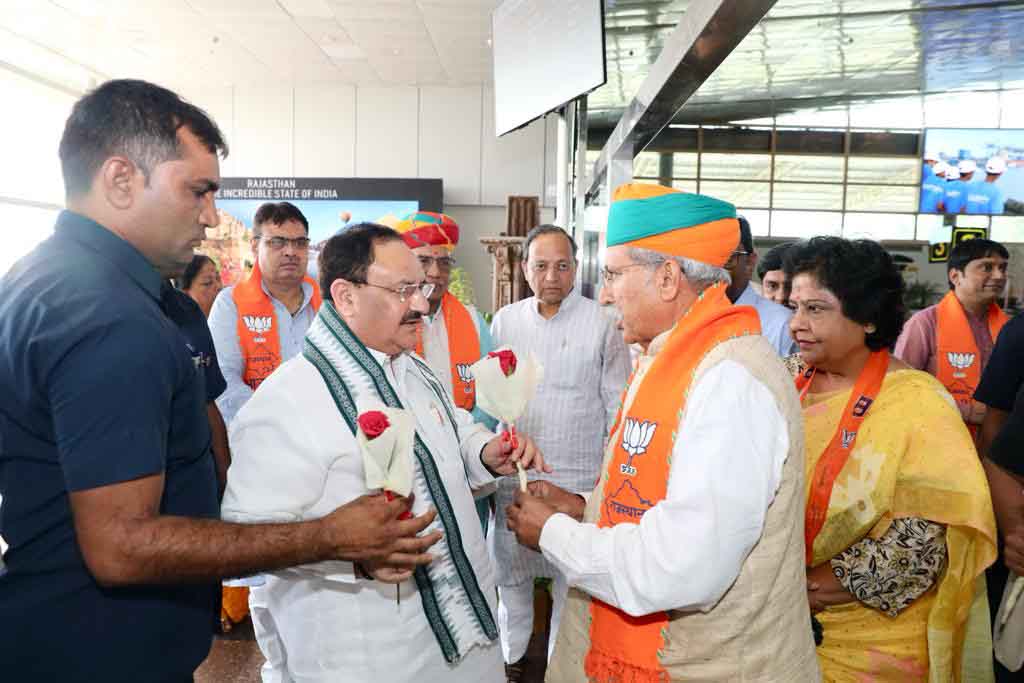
[0,211,219,682]
[162,283,227,404]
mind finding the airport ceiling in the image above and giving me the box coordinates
[2,1,1023,126]
[593,0,1024,126]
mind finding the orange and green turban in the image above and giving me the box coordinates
[391,211,459,251]
[607,183,739,268]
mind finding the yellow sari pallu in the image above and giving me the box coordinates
[802,369,996,682]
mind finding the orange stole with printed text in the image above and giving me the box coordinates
[232,261,322,391]
[585,284,760,683]
[416,292,479,410]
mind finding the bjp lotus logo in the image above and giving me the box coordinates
[946,352,975,378]
[243,315,273,343]
[620,418,657,476]
[456,363,474,386]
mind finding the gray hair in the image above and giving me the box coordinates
[627,247,731,293]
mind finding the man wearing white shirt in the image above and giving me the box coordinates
[222,224,549,683]
[506,184,818,682]
[726,216,797,357]
[489,225,631,681]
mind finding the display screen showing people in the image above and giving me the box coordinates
[920,128,1024,215]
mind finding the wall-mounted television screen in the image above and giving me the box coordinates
[920,128,1024,215]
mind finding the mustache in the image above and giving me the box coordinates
[401,313,423,324]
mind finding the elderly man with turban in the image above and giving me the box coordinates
[506,184,819,682]
[393,211,498,528]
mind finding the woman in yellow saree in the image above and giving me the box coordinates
[786,237,997,682]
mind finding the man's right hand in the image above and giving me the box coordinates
[321,493,442,568]
[526,481,586,521]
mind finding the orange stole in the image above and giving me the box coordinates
[416,292,480,410]
[935,291,1007,431]
[585,284,760,683]
[796,350,889,565]
[232,262,322,391]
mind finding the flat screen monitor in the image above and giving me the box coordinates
[492,0,606,137]
[920,128,1024,215]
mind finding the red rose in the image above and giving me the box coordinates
[488,349,517,377]
[358,410,390,439]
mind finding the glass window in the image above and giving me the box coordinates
[846,156,920,184]
[843,213,916,241]
[699,180,770,208]
[925,91,999,128]
[1000,90,1024,128]
[671,179,698,193]
[845,185,919,212]
[772,183,843,210]
[915,214,949,242]
[769,210,842,239]
[990,216,1024,243]
[0,203,59,275]
[848,96,923,129]
[773,155,845,183]
[775,107,849,128]
[738,208,770,237]
[955,214,990,229]
[700,153,771,181]
[671,153,699,178]
[633,152,662,178]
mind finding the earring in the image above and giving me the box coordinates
[865,324,877,334]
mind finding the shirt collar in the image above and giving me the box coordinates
[55,210,163,302]
[531,284,580,320]
[645,322,676,358]
[260,277,316,312]
[736,283,758,306]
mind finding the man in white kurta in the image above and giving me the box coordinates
[489,225,631,674]
[222,225,548,683]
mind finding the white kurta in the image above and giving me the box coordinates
[539,327,789,616]
[221,349,504,683]
[489,288,631,585]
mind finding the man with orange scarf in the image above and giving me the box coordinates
[208,201,322,631]
[505,184,819,682]
[391,211,497,529]
[895,238,1009,435]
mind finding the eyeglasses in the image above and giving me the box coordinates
[260,236,311,251]
[356,280,436,303]
[418,255,456,271]
[527,261,573,274]
[725,250,751,267]
[601,263,653,284]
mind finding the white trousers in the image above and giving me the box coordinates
[496,571,569,664]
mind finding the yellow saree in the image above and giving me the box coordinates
[803,369,996,682]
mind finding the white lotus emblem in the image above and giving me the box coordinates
[243,315,273,335]
[456,363,474,384]
[620,418,657,476]
[947,352,975,378]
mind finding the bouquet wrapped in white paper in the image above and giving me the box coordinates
[470,347,543,490]
[357,406,415,499]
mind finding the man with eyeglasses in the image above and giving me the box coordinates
[221,223,550,682]
[392,211,498,531]
[725,217,796,357]
[207,200,322,630]
[489,224,631,682]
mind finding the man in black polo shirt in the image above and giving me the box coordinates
[975,312,1024,682]
[0,79,440,682]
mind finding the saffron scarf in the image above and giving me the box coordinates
[585,283,760,683]
[416,292,480,411]
[935,290,1007,433]
[795,350,889,565]
[232,261,322,391]
[303,301,497,663]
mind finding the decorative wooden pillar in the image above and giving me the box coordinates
[480,236,526,312]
